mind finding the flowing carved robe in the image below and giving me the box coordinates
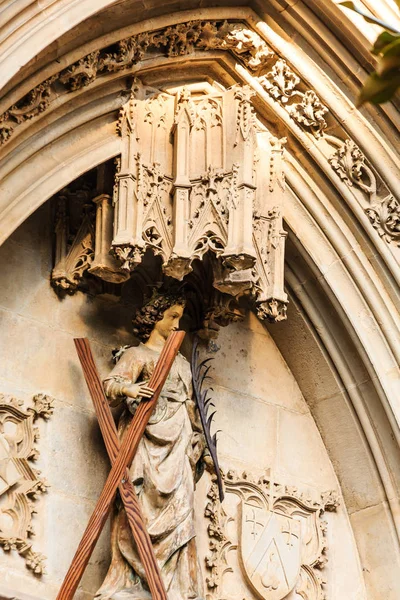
[95,343,205,600]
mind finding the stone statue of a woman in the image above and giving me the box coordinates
[95,293,206,600]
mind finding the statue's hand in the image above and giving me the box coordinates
[122,381,154,401]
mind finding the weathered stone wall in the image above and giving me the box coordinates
[194,315,366,600]
[0,204,366,599]
[0,204,133,599]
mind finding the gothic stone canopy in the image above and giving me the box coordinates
[52,79,288,322]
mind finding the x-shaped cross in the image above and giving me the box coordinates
[57,331,185,600]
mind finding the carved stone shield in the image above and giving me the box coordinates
[239,500,301,600]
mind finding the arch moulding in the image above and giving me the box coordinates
[1,5,400,599]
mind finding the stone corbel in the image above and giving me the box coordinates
[166,90,194,280]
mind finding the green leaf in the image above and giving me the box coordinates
[358,71,400,105]
[339,2,400,33]
[377,55,400,76]
[381,37,400,56]
[372,31,400,55]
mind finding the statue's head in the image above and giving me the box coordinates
[132,292,186,342]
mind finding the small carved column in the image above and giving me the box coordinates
[53,194,68,272]
[112,86,144,270]
[89,194,128,283]
[223,87,257,270]
[51,196,95,294]
[266,137,287,302]
[254,133,288,321]
[167,91,193,279]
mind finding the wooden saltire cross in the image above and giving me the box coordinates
[57,331,185,600]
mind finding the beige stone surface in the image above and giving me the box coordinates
[311,392,385,513]
[212,384,278,470]
[0,206,367,599]
[1,3,400,595]
[210,318,307,414]
[0,208,120,596]
[350,502,400,600]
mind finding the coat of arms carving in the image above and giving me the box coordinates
[205,470,340,600]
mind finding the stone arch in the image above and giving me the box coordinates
[1,3,399,599]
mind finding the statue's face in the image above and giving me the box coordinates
[154,303,184,340]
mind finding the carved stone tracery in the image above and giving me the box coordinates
[108,80,288,321]
[51,187,96,293]
[0,393,54,575]
[50,79,288,321]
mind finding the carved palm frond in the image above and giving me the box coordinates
[191,337,224,502]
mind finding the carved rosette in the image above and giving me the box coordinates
[0,393,55,575]
[204,470,339,600]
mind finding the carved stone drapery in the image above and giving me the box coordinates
[0,393,54,575]
[108,80,288,321]
[204,470,339,600]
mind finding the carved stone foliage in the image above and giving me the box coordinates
[0,393,54,575]
[259,59,328,138]
[365,195,400,245]
[0,76,58,145]
[287,91,329,139]
[328,139,376,194]
[328,139,400,246]
[205,470,339,600]
[0,20,273,146]
[108,80,288,321]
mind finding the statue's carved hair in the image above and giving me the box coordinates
[132,292,186,342]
